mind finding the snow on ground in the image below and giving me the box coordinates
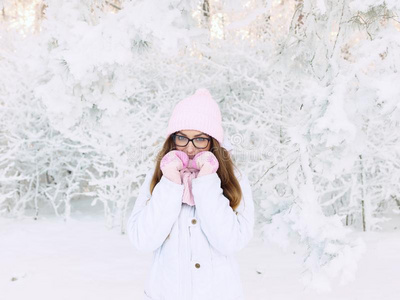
[1,211,399,300]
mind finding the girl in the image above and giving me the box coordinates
[127,88,254,300]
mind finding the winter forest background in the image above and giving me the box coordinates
[1,0,400,299]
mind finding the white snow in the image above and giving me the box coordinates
[1,209,399,300]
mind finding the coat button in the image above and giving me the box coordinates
[195,263,200,268]
[191,219,197,225]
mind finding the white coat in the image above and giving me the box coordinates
[127,168,254,300]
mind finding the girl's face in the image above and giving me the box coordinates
[173,130,211,159]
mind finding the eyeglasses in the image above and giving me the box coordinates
[171,134,211,149]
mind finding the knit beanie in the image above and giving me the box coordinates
[166,88,224,145]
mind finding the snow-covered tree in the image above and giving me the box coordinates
[260,0,400,290]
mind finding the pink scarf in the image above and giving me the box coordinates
[179,160,199,206]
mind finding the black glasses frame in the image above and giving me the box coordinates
[171,134,211,149]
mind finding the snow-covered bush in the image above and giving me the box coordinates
[259,0,400,290]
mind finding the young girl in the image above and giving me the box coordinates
[127,88,254,300]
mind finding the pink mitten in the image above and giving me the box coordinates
[160,150,189,184]
[190,151,219,177]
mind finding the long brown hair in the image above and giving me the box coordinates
[150,134,243,211]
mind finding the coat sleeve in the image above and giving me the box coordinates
[126,170,184,253]
[191,171,255,256]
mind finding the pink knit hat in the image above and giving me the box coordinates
[166,88,224,145]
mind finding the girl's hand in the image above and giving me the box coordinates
[160,150,189,184]
[190,151,219,177]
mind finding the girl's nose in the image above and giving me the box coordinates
[186,142,195,153]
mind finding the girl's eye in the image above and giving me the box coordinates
[195,138,206,141]
[177,136,186,140]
